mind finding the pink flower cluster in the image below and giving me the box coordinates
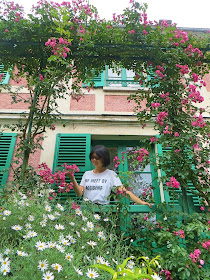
[127,29,135,34]
[134,148,149,163]
[188,85,204,103]
[174,230,185,239]
[202,240,210,250]
[151,102,161,108]
[159,92,170,103]
[185,45,203,58]
[63,163,80,176]
[160,269,173,280]
[176,64,189,75]
[166,176,180,188]
[191,114,206,128]
[163,125,172,135]
[155,66,166,80]
[45,37,71,58]
[189,249,204,266]
[37,162,80,197]
[157,111,168,126]
[150,137,158,142]
[113,156,120,168]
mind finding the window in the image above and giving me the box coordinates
[83,66,141,88]
[53,135,161,207]
[0,64,11,85]
[0,133,17,186]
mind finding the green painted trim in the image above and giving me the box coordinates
[0,64,11,85]
[0,133,17,186]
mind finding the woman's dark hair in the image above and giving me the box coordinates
[89,145,110,167]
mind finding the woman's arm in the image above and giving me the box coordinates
[117,185,152,208]
[66,173,84,197]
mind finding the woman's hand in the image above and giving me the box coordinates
[144,202,152,208]
[65,171,74,181]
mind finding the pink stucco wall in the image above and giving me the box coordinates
[104,95,147,112]
[70,95,95,111]
[0,93,30,109]
[7,136,43,182]
[203,73,210,92]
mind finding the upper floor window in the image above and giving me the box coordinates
[83,66,141,88]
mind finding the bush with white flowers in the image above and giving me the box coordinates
[0,192,162,279]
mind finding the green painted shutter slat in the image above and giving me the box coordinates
[0,64,11,85]
[0,133,17,186]
[53,134,91,201]
[82,71,105,88]
[157,142,201,211]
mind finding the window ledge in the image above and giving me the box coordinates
[103,86,149,92]
[103,86,141,92]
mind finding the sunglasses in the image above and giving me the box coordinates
[91,155,101,160]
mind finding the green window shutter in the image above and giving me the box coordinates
[156,142,200,213]
[82,71,105,88]
[0,64,11,85]
[53,134,91,201]
[0,133,17,187]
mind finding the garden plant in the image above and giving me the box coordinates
[0,0,209,279]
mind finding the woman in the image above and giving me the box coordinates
[66,145,152,207]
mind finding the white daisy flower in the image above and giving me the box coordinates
[42,270,54,280]
[54,211,61,217]
[103,217,109,222]
[0,265,10,276]
[87,221,94,231]
[28,215,35,221]
[16,250,28,257]
[86,268,99,279]
[38,259,48,272]
[48,188,55,193]
[127,260,135,269]
[18,200,25,206]
[47,242,56,249]
[87,240,97,248]
[4,248,12,255]
[56,245,65,253]
[60,239,70,246]
[65,253,74,262]
[1,257,10,267]
[43,214,48,221]
[95,256,105,264]
[70,237,76,244]
[27,230,38,238]
[76,231,81,238]
[94,214,101,220]
[40,221,47,227]
[81,227,87,232]
[82,216,88,221]
[48,214,56,220]
[73,266,83,276]
[55,224,65,230]
[98,231,105,239]
[56,203,64,211]
[51,263,63,273]
[25,223,32,229]
[103,260,110,266]
[66,234,73,240]
[75,209,82,216]
[35,241,47,251]
[11,225,22,231]
[45,205,52,212]
[3,210,11,216]
[69,222,75,226]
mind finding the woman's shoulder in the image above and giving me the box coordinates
[105,169,117,176]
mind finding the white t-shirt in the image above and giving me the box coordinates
[80,169,122,204]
